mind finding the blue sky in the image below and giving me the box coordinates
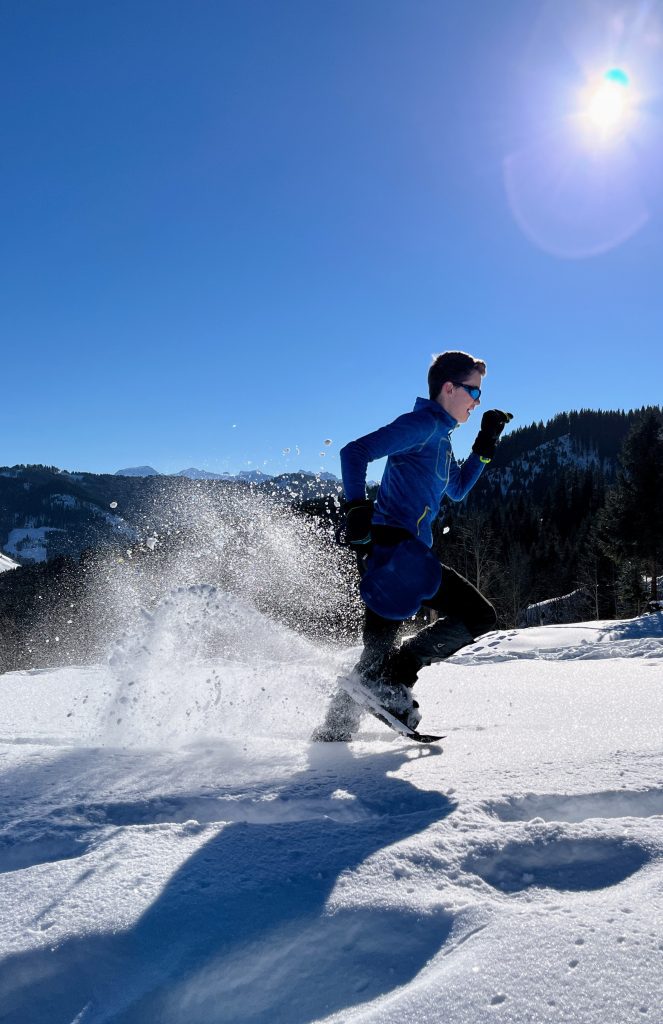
[2,0,662,478]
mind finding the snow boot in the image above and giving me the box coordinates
[359,678,422,732]
[352,647,422,732]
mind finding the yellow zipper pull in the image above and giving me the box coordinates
[416,505,431,535]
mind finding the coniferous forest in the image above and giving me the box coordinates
[432,408,663,623]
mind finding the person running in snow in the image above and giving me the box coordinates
[313,350,512,741]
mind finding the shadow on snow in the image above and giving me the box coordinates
[0,743,457,1024]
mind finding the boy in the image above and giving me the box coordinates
[313,350,512,741]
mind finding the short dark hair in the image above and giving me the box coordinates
[428,350,487,400]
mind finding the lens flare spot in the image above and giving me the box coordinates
[604,68,629,87]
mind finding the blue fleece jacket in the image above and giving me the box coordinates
[340,397,486,549]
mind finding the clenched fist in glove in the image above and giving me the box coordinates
[342,499,374,547]
[472,409,513,462]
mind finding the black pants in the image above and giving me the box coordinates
[356,538,497,687]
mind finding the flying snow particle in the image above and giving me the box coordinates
[324,438,332,446]
[110,501,118,509]
[282,448,291,455]
[295,446,301,456]
[319,452,326,457]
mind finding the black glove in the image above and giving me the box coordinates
[342,499,374,547]
[472,409,513,461]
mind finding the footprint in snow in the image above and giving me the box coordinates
[69,792,375,828]
[486,787,663,824]
[0,832,93,874]
[465,835,650,893]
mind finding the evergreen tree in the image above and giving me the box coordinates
[615,560,648,617]
[576,528,617,619]
[599,411,663,601]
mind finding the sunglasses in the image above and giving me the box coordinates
[451,382,482,401]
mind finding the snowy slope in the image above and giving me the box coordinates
[0,552,19,573]
[485,433,611,498]
[0,593,661,1024]
[4,526,66,563]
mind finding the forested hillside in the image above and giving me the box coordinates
[436,407,663,622]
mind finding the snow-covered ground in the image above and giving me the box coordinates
[0,590,662,1024]
[0,552,19,573]
[4,526,65,563]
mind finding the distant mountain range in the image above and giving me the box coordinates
[0,464,343,565]
[115,466,340,483]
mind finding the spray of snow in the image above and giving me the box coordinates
[102,584,347,747]
[82,485,359,748]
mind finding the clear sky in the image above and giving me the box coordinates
[2,0,662,478]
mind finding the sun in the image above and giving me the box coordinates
[583,68,633,138]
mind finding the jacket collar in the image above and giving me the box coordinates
[413,396,458,429]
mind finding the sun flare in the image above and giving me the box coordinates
[583,69,633,138]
